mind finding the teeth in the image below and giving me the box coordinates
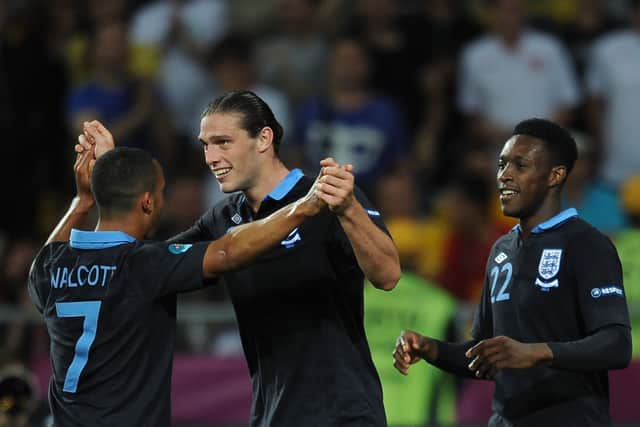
[501,190,517,195]
[214,168,231,177]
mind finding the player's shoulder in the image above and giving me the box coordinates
[461,34,497,61]
[31,241,70,269]
[563,217,615,248]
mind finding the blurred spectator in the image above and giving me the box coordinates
[0,239,47,364]
[191,33,292,146]
[255,0,328,108]
[563,130,628,235]
[458,0,580,150]
[435,173,508,303]
[129,0,229,137]
[559,0,621,78]
[586,0,640,187]
[291,36,407,197]
[615,175,640,358]
[66,21,174,168]
[347,0,415,118]
[0,0,71,238]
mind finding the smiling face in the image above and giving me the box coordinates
[199,112,262,194]
[497,135,553,220]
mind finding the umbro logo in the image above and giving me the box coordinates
[231,213,242,224]
[281,228,301,249]
[494,252,508,264]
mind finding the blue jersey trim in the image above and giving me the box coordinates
[265,169,304,201]
[70,229,136,249]
[512,208,579,234]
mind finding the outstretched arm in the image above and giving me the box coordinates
[201,172,326,278]
[393,330,479,379]
[316,158,400,290]
[45,141,95,244]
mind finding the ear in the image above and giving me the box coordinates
[141,192,153,215]
[256,126,274,154]
[548,165,567,188]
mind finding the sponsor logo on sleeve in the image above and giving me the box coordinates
[591,286,624,298]
[231,213,242,225]
[534,249,562,291]
[366,209,381,217]
[494,252,508,264]
[281,228,301,249]
[168,243,193,254]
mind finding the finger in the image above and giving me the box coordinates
[393,359,409,376]
[315,190,348,207]
[319,157,338,167]
[319,174,351,189]
[343,164,353,173]
[77,134,93,150]
[89,119,109,135]
[321,166,352,180]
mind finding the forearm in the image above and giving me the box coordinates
[548,324,631,371]
[336,200,400,290]
[202,199,316,278]
[45,196,95,244]
[431,339,479,379]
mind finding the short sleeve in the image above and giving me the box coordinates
[470,258,494,340]
[568,230,630,332]
[27,246,49,314]
[129,241,212,298]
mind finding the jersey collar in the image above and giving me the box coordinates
[264,168,304,201]
[70,229,136,249]
[512,208,579,235]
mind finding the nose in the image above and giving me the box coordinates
[204,145,220,166]
[498,164,512,183]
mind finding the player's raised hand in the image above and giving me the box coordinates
[297,169,328,217]
[73,142,96,203]
[393,330,435,375]
[75,120,115,160]
[466,336,553,379]
[316,157,355,215]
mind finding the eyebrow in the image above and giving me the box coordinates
[199,135,232,144]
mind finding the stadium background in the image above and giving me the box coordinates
[1,0,639,425]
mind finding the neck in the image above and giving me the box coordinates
[95,214,146,240]
[244,158,290,213]
[518,197,562,240]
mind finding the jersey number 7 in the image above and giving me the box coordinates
[55,301,102,393]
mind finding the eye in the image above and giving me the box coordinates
[497,161,505,170]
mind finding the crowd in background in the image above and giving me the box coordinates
[1,0,640,424]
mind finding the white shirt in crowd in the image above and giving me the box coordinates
[587,29,640,186]
[458,30,580,130]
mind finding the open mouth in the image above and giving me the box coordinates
[214,167,232,179]
[499,189,519,201]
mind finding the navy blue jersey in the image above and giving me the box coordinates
[28,230,209,427]
[471,209,630,426]
[171,169,389,427]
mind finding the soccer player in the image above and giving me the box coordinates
[28,145,328,426]
[74,90,401,426]
[394,118,631,427]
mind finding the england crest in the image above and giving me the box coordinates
[538,249,562,280]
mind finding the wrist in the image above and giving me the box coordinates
[531,343,554,365]
[72,195,94,213]
[334,196,358,218]
[420,337,438,363]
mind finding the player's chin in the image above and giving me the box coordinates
[500,203,520,218]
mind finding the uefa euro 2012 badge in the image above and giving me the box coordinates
[168,243,193,254]
[535,249,562,291]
